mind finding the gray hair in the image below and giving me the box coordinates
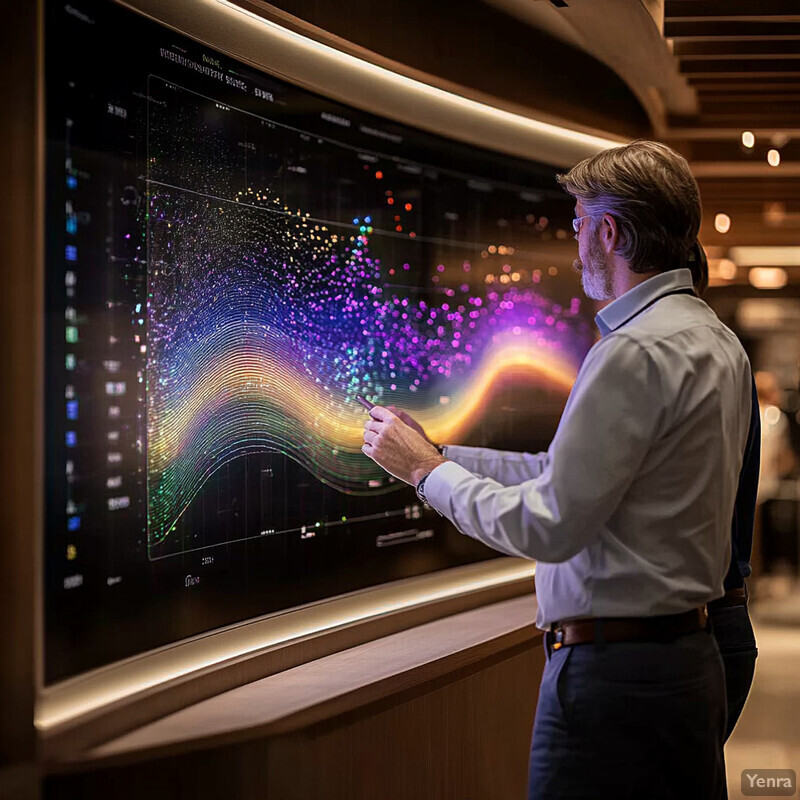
[556,140,701,275]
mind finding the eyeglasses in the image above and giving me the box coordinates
[572,214,594,235]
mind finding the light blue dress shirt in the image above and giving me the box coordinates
[425,269,752,628]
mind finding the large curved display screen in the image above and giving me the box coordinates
[44,0,594,682]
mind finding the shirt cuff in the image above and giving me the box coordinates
[424,460,477,520]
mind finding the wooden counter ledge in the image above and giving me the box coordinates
[54,594,541,772]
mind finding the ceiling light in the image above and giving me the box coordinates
[729,247,800,267]
[767,149,781,167]
[714,213,731,234]
[736,298,800,333]
[708,258,738,286]
[741,131,755,149]
[718,259,737,280]
[764,202,786,227]
[749,267,788,290]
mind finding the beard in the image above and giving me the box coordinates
[573,231,614,301]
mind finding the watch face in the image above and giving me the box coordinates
[417,475,430,503]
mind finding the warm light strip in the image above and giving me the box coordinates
[36,559,535,732]
[729,247,800,268]
[749,267,788,290]
[207,0,625,164]
[691,162,800,178]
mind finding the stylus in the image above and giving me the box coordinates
[355,394,375,410]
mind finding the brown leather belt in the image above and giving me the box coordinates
[707,586,748,611]
[547,608,707,650]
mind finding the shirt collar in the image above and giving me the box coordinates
[595,268,695,337]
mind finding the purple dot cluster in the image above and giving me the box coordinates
[148,187,593,413]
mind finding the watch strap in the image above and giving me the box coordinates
[416,472,431,507]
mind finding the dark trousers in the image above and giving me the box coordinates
[709,603,758,741]
[528,629,727,800]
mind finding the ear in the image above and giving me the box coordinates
[598,214,620,255]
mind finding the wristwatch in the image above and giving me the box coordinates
[416,472,432,508]
[416,445,447,509]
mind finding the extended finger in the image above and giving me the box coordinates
[368,404,394,422]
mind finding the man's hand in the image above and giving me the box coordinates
[363,405,447,487]
[385,405,431,444]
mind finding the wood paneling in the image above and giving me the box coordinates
[666,21,800,38]
[50,596,540,769]
[681,58,800,75]
[673,39,800,57]
[665,0,800,19]
[0,0,41,787]
[46,647,542,800]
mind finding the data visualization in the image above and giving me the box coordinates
[44,0,594,682]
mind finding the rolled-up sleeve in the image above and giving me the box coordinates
[424,334,663,562]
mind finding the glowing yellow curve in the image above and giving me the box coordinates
[148,337,578,468]
[419,343,576,444]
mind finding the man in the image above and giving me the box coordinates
[362,141,752,799]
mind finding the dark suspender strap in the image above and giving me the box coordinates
[723,376,760,590]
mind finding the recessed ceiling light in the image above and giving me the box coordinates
[714,213,731,234]
[718,259,737,280]
[741,131,755,149]
[767,149,781,167]
[764,202,786,227]
[749,267,788,290]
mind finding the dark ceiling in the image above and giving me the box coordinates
[666,1,800,129]
[259,0,651,140]
[661,1,800,263]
